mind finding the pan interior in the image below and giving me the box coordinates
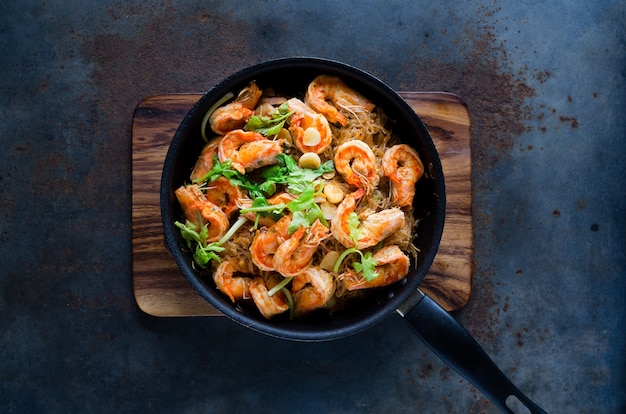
[161,58,445,341]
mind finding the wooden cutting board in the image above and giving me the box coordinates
[131,92,472,317]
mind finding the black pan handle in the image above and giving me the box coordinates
[396,289,548,414]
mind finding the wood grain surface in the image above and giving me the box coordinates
[131,92,472,316]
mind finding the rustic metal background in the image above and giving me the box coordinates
[1,1,624,412]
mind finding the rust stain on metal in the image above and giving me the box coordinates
[81,3,264,147]
[559,116,579,128]
[393,5,558,348]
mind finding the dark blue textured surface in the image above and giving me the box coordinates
[1,1,624,413]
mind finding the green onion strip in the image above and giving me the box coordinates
[200,92,235,142]
[268,276,294,297]
[282,287,294,320]
[333,248,359,273]
[215,216,248,246]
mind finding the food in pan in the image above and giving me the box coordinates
[174,75,424,319]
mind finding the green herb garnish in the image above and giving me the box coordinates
[240,186,328,233]
[268,276,294,297]
[244,101,295,136]
[261,153,334,194]
[193,156,269,199]
[352,251,379,282]
[347,212,361,245]
[175,216,248,268]
[332,213,379,282]
[333,247,379,282]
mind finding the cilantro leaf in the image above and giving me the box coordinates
[194,156,267,198]
[240,187,328,233]
[287,204,327,234]
[352,251,379,282]
[175,220,207,247]
[258,180,277,196]
[261,153,334,194]
[175,216,248,269]
[287,211,311,234]
[285,187,328,233]
[245,196,285,227]
[333,247,380,282]
[193,244,223,268]
[347,212,361,245]
[286,186,316,212]
[244,102,295,136]
[260,153,294,183]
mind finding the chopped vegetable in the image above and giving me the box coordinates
[332,247,380,282]
[244,101,295,136]
[352,251,379,282]
[268,276,294,297]
[193,156,269,198]
[240,186,328,233]
[348,212,361,245]
[175,216,248,268]
[261,153,334,194]
[281,287,295,320]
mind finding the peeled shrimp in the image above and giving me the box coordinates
[204,176,243,219]
[249,215,291,272]
[287,98,333,154]
[333,140,380,192]
[274,219,330,277]
[304,75,375,127]
[209,81,263,135]
[218,129,283,174]
[340,245,410,290]
[213,259,252,302]
[292,267,335,317]
[331,189,405,250]
[175,184,230,242]
[190,137,221,182]
[249,275,289,319]
[382,144,424,207]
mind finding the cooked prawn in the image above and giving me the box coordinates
[249,215,291,271]
[190,137,221,182]
[382,144,424,207]
[292,267,335,317]
[334,140,380,192]
[274,219,330,277]
[213,259,252,302]
[287,98,333,154]
[203,176,243,219]
[209,81,263,135]
[305,75,375,127]
[218,129,283,174]
[175,184,230,242]
[249,275,289,319]
[340,245,410,290]
[331,189,405,249]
